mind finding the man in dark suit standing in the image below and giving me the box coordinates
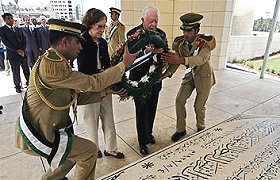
[126,6,167,156]
[21,15,39,68]
[36,15,50,55]
[0,13,30,93]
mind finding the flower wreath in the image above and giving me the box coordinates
[111,29,168,100]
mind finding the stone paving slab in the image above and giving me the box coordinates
[99,114,280,180]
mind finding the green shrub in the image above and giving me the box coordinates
[248,64,254,69]
[271,69,275,74]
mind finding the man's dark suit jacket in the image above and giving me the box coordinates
[35,25,50,52]
[21,25,38,51]
[0,25,26,61]
[126,24,167,91]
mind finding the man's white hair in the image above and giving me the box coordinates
[39,15,46,22]
[141,6,160,19]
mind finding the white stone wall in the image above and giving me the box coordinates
[227,33,280,62]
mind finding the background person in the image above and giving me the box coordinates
[0,13,30,93]
[105,7,125,59]
[36,15,51,55]
[21,15,40,69]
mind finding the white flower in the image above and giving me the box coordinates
[129,80,139,87]
[140,75,149,83]
[149,65,155,73]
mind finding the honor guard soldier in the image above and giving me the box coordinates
[15,19,136,180]
[162,13,216,142]
[106,7,126,58]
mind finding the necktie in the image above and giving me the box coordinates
[27,25,31,33]
[10,27,15,32]
[188,43,192,51]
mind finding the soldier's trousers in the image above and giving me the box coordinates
[175,76,211,132]
[41,135,97,180]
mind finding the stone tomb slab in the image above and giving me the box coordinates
[99,114,280,180]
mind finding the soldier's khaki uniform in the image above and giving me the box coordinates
[15,47,126,180]
[106,21,125,58]
[168,34,216,132]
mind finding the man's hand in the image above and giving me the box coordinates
[157,71,171,83]
[144,44,163,54]
[162,52,185,65]
[108,87,128,97]
[17,50,25,57]
[122,45,138,68]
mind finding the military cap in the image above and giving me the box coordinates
[48,18,86,40]
[179,13,203,30]
[109,7,121,14]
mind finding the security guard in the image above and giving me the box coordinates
[106,7,125,58]
[162,13,216,142]
[15,19,136,179]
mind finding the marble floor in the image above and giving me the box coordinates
[0,65,280,179]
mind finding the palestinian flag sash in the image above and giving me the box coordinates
[106,23,119,43]
[18,101,72,170]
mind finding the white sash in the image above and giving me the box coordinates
[107,24,119,43]
[18,106,72,170]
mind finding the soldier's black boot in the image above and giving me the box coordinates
[171,130,187,142]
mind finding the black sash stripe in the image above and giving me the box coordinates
[22,95,53,148]
[47,130,60,165]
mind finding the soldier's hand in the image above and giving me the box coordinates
[162,52,185,65]
[122,45,138,68]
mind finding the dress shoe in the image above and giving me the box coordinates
[197,127,205,132]
[149,135,156,144]
[139,145,149,156]
[97,150,103,158]
[171,130,187,142]
[104,150,125,159]
[16,88,22,93]
[0,105,3,110]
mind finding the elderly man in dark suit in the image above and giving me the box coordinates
[36,15,50,55]
[126,6,167,156]
[21,15,40,69]
[0,13,30,93]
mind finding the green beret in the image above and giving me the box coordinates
[109,7,121,14]
[179,13,203,30]
[48,18,86,41]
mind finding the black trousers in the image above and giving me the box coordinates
[0,50,4,70]
[26,49,39,69]
[9,57,30,89]
[134,83,161,146]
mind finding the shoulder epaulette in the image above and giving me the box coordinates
[40,48,71,78]
[197,34,216,50]
[45,48,64,62]
[172,35,185,50]
[198,34,213,42]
